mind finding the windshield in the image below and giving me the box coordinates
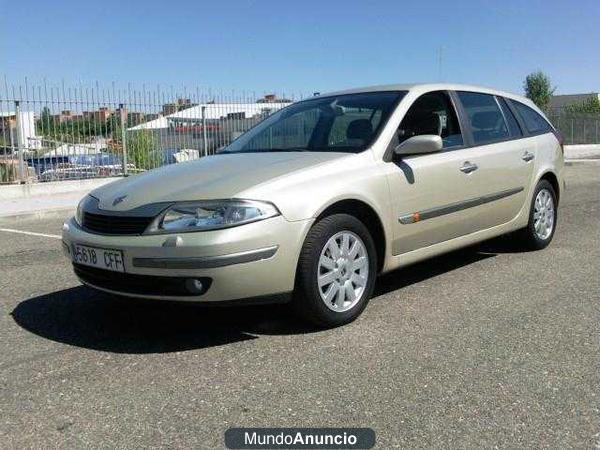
[222,91,405,154]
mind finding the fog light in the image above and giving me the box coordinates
[185,278,205,294]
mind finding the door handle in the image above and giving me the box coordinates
[522,151,535,162]
[460,161,478,174]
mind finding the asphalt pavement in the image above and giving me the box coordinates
[0,165,598,448]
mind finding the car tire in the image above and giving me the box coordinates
[516,179,558,250]
[292,213,377,328]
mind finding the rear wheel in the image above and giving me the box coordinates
[293,214,377,328]
[516,179,557,250]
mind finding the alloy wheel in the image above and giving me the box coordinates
[317,231,369,312]
[533,188,555,240]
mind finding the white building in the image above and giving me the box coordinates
[41,141,108,157]
[128,102,291,131]
[0,111,42,150]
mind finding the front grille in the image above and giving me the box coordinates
[82,212,154,235]
[73,263,212,297]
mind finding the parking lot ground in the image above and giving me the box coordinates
[0,165,599,448]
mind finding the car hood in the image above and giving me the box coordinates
[92,152,348,211]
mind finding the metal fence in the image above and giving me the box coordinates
[0,81,302,184]
[2,81,599,184]
[550,114,600,145]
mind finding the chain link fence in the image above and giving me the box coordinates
[549,114,600,145]
[0,81,303,184]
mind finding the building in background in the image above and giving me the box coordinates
[128,97,292,156]
[83,107,112,122]
[257,94,293,103]
[129,100,290,132]
[162,98,197,115]
[52,110,75,123]
[126,112,146,126]
[0,111,41,151]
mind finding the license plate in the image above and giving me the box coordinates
[71,243,125,272]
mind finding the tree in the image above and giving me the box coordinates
[36,106,54,134]
[126,130,159,170]
[524,71,555,112]
[564,97,600,116]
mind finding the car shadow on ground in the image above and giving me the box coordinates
[11,237,510,354]
[373,245,494,297]
[11,287,304,354]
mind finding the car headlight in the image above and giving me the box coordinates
[146,199,280,233]
[75,197,85,226]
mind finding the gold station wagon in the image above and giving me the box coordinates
[63,83,564,327]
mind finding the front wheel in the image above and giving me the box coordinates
[293,214,377,328]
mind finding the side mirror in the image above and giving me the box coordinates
[394,135,443,156]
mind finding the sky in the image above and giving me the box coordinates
[2,0,599,97]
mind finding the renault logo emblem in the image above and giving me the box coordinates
[112,195,127,206]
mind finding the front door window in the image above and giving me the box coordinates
[397,91,464,149]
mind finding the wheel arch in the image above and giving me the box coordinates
[538,171,561,205]
[314,198,387,273]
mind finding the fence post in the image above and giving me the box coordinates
[14,100,25,183]
[202,105,207,156]
[119,103,128,176]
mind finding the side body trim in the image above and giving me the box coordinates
[132,245,279,269]
[398,187,524,224]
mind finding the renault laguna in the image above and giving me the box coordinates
[62,83,564,327]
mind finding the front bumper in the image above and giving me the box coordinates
[62,216,313,302]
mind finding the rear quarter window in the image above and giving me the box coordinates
[510,100,553,135]
[497,97,522,138]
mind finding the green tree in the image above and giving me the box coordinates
[0,162,17,182]
[37,106,53,134]
[564,97,600,116]
[0,133,10,148]
[36,117,108,142]
[126,130,159,170]
[524,71,555,112]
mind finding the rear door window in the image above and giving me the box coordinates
[510,100,553,135]
[457,91,510,145]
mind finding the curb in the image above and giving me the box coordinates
[565,159,600,165]
[0,177,118,200]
